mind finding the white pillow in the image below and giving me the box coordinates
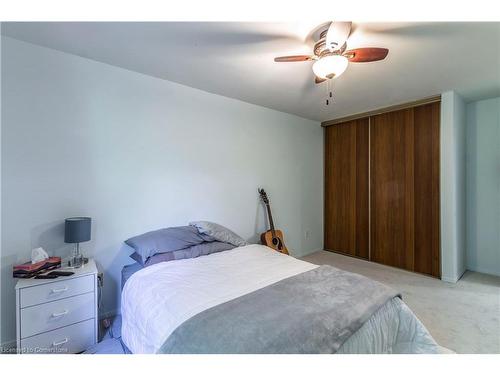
[189,221,248,247]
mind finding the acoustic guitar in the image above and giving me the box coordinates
[258,188,289,255]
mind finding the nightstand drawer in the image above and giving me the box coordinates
[20,275,94,308]
[20,318,95,354]
[21,292,95,338]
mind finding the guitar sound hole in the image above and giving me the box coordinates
[272,237,283,250]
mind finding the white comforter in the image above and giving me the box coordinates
[121,244,446,354]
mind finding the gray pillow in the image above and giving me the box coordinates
[125,226,214,265]
[189,221,247,247]
[144,241,235,267]
[129,251,144,265]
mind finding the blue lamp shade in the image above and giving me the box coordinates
[64,217,91,244]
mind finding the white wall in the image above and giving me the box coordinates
[466,97,500,276]
[440,91,467,283]
[0,37,323,345]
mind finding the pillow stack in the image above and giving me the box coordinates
[125,222,247,267]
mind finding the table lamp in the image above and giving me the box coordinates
[65,217,91,268]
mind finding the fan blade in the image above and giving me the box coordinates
[274,55,313,62]
[344,48,389,62]
[326,21,352,51]
[315,76,326,84]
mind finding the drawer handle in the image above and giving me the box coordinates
[51,286,68,293]
[51,309,69,318]
[52,338,69,347]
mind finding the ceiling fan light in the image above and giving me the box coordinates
[312,55,349,80]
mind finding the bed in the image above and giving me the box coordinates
[120,244,448,354]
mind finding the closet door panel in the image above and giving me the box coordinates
[414,102,441,277]
[324,119,369,258]
[324,122,356,255]
[355,120,369,259]
[370,109,415,271]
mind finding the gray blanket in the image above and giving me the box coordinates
[159,265,400,354]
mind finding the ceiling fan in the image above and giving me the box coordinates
[274,22,389,84]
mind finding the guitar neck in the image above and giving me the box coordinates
[265,203,276,234]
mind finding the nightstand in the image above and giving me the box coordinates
[15,259,98,354]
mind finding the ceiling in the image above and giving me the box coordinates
[2,22,500,122]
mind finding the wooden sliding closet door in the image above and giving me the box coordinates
[370,108,415,271]
[369,102,440,277]
[324,100,441,277]
[324,119,369,259]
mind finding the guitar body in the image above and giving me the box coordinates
[260,229,289,255]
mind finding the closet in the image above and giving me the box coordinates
[323,99,440,278]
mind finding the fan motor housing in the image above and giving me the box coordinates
[314,28,346,58]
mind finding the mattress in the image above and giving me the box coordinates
[121,244,446,354]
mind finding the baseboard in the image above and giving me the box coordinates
[466,265,500,277]
[441,276,460,283]
[441,269,466,283]
[299,248,324,257]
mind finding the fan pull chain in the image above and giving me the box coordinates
[326,79,329,105]
[329,80,334,105]
[325,79,334,106]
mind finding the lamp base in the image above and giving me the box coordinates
[67,256,89,269]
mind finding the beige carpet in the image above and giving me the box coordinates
[301,250,500,354]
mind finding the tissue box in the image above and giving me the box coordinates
[13,257,61,278]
